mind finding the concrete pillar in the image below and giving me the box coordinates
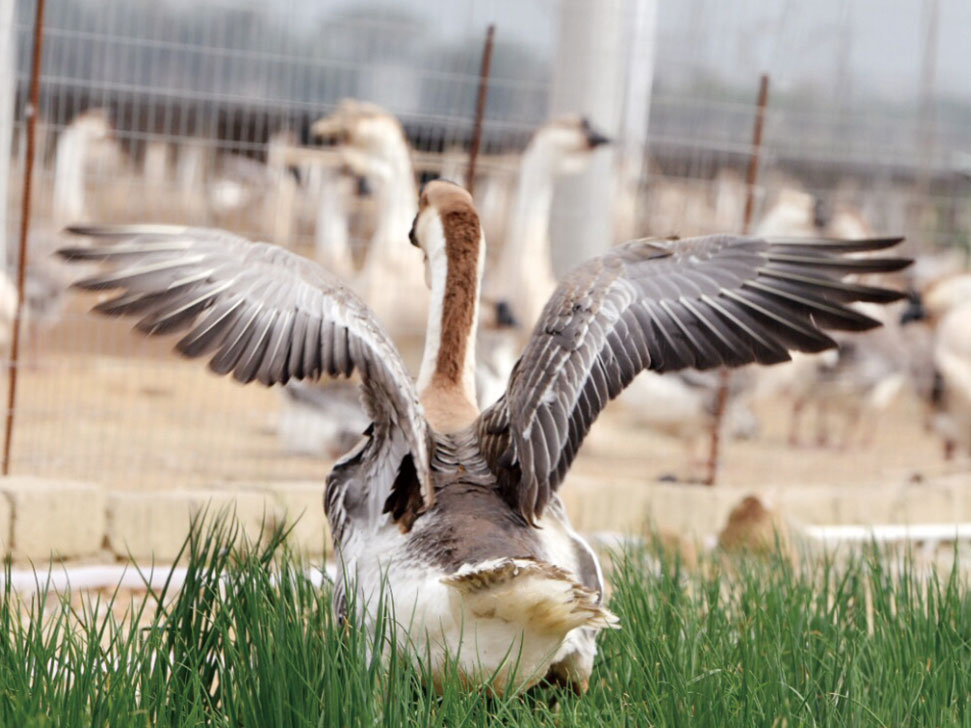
[0,0,15,265]
[548,0,655,273]
[617,0,657,219]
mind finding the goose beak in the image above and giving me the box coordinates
[581,117,611,149]
[408,213,420,248]
[585,129,611,148]
[899,291,926,325]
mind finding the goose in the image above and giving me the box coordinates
[51,109,117,226]
[753,191,910,447]
[276,379,370,458]
[310,100,427,337]
[4,110,118,359]
[59,181,908,694]
[309,165,355,280]
[900,273,971,459]
[488,115,610,334]
[616,367,760,480]
[475,116,608,408]
[263,130,301,245]
[276,160,364,456]
[273,103,420,457]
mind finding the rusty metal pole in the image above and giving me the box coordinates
[466,24,495,197]
[3,0,47,475]
[742,75,770,234]
[704,73,769,486]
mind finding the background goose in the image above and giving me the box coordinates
[310,165,356,281]
[51,109,119,226]
[475,115,608,408]
[616,368,759,480]
[901,273,971,459]
[272,101,426,457]
[750,190,910,447]
[487,115,610,336]
[59,182,908,694]
[310,100,428,339]
[3,109,119,362]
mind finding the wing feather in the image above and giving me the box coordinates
[476,234,908,523]
[61,224,432,513]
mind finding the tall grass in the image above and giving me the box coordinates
[2,516,969,726]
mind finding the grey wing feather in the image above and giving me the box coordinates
[60,224,433,511]
[477,234,909,523]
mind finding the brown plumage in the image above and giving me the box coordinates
[433,195,482,386]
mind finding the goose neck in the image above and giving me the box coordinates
[496,145,557,291]
[365,146,419,270]
[417,212,484,433]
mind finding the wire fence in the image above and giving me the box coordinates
[2,0,967,492]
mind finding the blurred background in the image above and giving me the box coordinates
[1,0,969,497]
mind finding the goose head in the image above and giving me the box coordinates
[918,273,971,324]
[528,115,610,176]
[311,99,408,185]
[409,180,481,290]
[70,109,113,142]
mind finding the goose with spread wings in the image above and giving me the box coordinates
[59,180,908,695]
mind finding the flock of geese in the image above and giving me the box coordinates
[8,99,969,693]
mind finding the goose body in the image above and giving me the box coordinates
[903,274,971,458]
[329,428,609,690]
[60,180,908,694]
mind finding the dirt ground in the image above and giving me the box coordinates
[3,299,959,495]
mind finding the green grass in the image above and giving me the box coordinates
[2,517,970,727]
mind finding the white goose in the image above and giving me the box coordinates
[901,273,971,459]
[60,181,908,694]
[5,110,118,358]
[754,192,909,447]
[488,115,610,334]
[51,109,116,226]
[310,100,427,337]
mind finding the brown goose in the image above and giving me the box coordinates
[59,180,908,694]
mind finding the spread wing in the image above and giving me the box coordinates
[476,234,909,524]
[59,224,433,508]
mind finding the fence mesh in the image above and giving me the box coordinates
[2,0,967,492]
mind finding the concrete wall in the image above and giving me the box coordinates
[1,474,968,564]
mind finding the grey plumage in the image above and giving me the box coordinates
[476,235,908,524]
[59,224,433,509]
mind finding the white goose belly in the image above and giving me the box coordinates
[341,516,616,693]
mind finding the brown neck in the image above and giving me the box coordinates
[417,208,483,432]
[435,209,481,383]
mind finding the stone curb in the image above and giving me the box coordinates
[0,477,106,561]
[560,474,970,540]
[1,474,968,562]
